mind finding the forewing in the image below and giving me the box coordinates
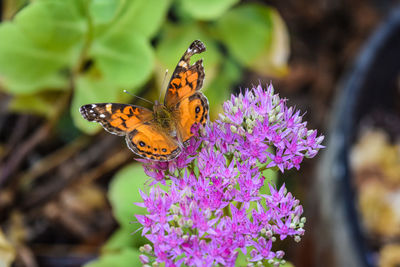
[164,40,206,108]
[175,92,209,144]
[126,122,181,161]
[80,103,153,136]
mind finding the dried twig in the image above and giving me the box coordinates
[0,123,51,187]
[20,135,127,210]
[18,136,90,188]
[0,115,30,162]
[79,148,132,185]
[0,91,71,188]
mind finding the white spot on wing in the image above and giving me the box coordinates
[178,61,187,67]
[100,114,106,118]
[106,104,112,113]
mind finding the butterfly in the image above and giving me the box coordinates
[79,40,209,161]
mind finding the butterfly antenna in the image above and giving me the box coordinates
[160,69,169,102]
[123,90,153,105]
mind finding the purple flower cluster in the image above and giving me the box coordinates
[136,84,324,266]
[220,84,324,172]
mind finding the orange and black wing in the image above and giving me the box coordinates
[79,103,153,136]
[164,40,206,108]
[80,103,181,161]
[125,122,181,161]
[175,92,209,144]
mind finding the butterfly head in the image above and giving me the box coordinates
[153,100,163,113]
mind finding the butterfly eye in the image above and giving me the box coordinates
[139,141,146,147]
[162,148,167,152]
[195,106,201,113]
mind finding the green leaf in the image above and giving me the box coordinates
[84,248,141,267]
[8,91,61,118]
[156,24,220,72]
[0,0,87,94]
[1,69,68,94]
[14,0,86,52]
[108,163,148,228]
[216,4,272,65]
[89,0,123,25]
[264,261,295,267]
[205,58,241,119]
[71,74,123,134]
[235,248,248,266]
[107,0,171,39]
[280,261,295,267]
[259,148,278,195]
[216,4,289,77]
[178,0,239,20]
[259,168,278,195]
[90,33,154,88]
[0,23,69,94]
[103,227,147,252]
[249,8,290,77]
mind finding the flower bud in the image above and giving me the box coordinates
[139,255,149,264]
[171,205,180,214]
[143,244,152,253]
[186,219,193,227]
[265,230,273,238]
[276,250,285,259]
[175,227,183,235]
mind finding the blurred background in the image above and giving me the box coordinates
[0,0,399,266]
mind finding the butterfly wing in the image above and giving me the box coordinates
[125,122,181,161]
[163,40,209,144]
[175,92,209,144]
[80,103,181,161]
[80,103,153,136]
[79,40,208,161]
[164,40,206,108]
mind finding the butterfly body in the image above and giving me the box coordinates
[152,100,175,132]
[80,40,208,161]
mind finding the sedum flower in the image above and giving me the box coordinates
[135,84,324,266]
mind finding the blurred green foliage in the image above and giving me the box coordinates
[0,0,290,265]
[0,0,288,130]
[85,247,142,267]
